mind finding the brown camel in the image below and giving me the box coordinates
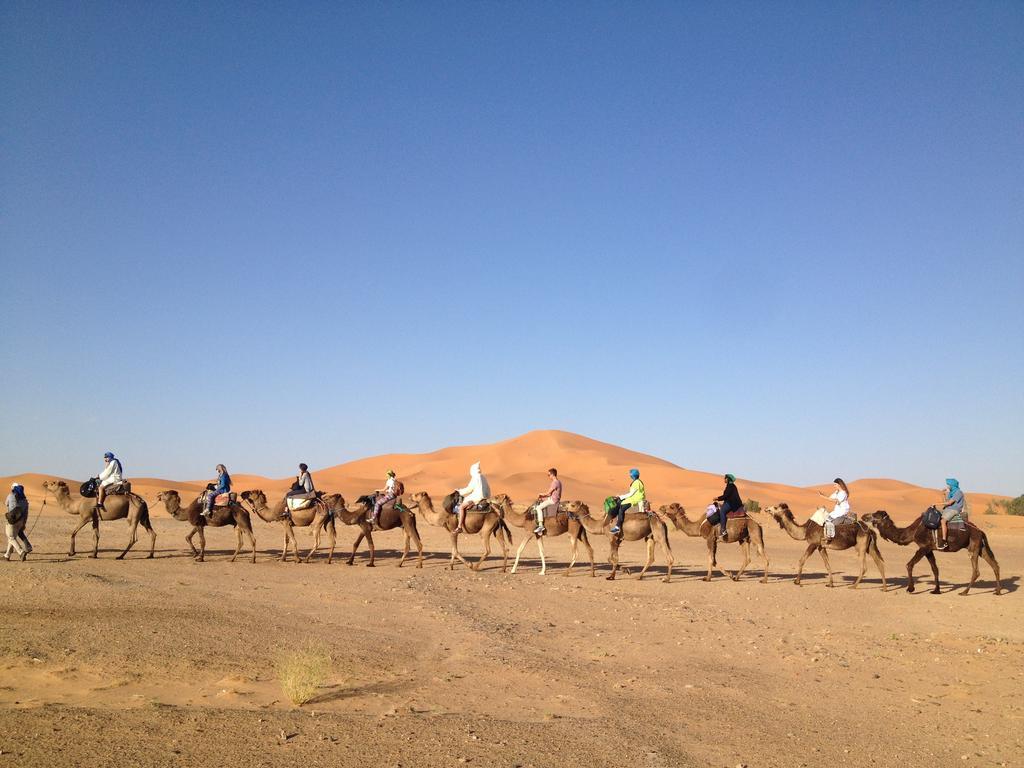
[658,503,770,582]
[405,491,511,571]
[861,510,1001,595]
[490,493,595,577]
[765,504,886,589]
[42,480,155,559]
[561,500,674,582]
[154,489,257,563]
[243,491,337,563]
[332,493,425,568]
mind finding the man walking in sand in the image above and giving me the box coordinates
[532,468,562,536]
[5,483,32,560]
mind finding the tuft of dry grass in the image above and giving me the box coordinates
[276,642,331,706]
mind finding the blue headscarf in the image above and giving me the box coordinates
[11,484,26,502]
[945,478,960,498]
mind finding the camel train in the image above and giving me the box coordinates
[27,471,1003,596]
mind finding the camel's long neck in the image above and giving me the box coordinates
[501,501,528,527]
[674,511,705,536]
[780,513,809,541]
[877,516,916,545]
[414,498,445,525]
[249,501,279,523]
[51,492,74,514]
[577,511,606,534]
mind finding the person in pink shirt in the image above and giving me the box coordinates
[532,468,562,535]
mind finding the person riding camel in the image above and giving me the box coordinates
[532,468,562,536]
[935,478,966,550]
[714,473,743,541]
[818,477,851,543]
[454,462,490,534]
[370,470,402,527]
[202,464,231,517]
[286,463,316,502]
[96,451,124,512]
[610,468,645,535]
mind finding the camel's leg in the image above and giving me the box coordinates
[398,530,411,567]
[116,517,140,560]
[755,534,770,583]
[794,542,817,585]
[305,522,322,563]
[979,540,1002,595]
[962,544,982,596]
[449,532,471,570]
[68,514,92,557]
[91,513,100,558]
[710,537,733,580]
[851,537,868,589]
[143,518,156,559]
[867,535,886,590]
[411,524,424,569]
[704,537,715,581]
[606,539,620,581]
[819,546,835,587]
[473,525,494,571]
[659,529,674,583]
[638,537,655,580]
[736,540,751,579]
[347,531,363,565]
[290,523,302,563]
[498,523,509,573]
[564,533,578,576]
[196,527,207,562]
[924,551,941,594]
[905,548,926,593]
[230,526,243,563]
[326,520,336,565]
[584,533,596,577]
[246,524,257,564]
[185,528,199,557]
[280,526,290,562]
[365,529,376,567]
[537,536,546,576]
[511,535,531,574]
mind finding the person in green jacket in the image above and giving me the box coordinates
[610,468,645,535]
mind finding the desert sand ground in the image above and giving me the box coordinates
[1,505,1020,768]
[1,432,1020,767]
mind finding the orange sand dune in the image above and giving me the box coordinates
[2,429,1012,522]
[2,434,1015,524]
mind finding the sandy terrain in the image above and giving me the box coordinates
[1,432,1020,768]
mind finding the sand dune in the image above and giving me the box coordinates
[2,429,1011,522]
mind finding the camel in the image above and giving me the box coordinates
[236,491,336,563]
[154,489,257,563]
[765,503,886,589]
[490,494,595,577]
[560,500,674,582]
[328,493,424,568]
[861,510,1001,595]
[405,492,510,571]
[658,503,769,582]
[42,479,155,559]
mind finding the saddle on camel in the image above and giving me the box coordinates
[704,500,750,541]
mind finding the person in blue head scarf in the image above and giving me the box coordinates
[935,478,965,549]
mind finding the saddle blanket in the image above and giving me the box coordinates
[286,497,315,512]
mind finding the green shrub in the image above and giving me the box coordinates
[277,642,331,706]
[745,499,761,513]
[984,496,1024,516]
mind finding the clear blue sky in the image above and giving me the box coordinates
[1,1,1021,495]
